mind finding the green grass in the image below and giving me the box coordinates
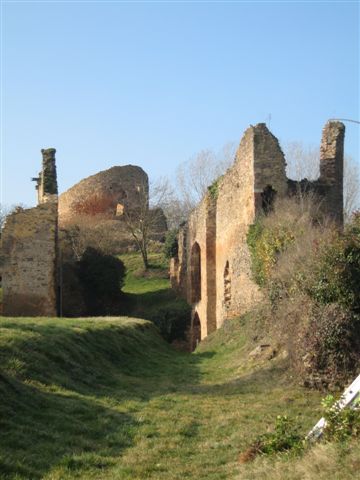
[119,253,170,295]
[118,253,190,340]
[0,253,358,479]
[2,312,354,480]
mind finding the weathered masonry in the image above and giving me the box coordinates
[170,121,345,346]
[1,149,59,316]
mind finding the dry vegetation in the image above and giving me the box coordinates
[247,195,360,389]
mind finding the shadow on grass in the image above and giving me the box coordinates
[0,372,136,480]
[182,360,291,397]
[0,318,212,479]
[1,318,295,480]
[118,289,191,342]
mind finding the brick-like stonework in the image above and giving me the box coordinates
[319,121,345,224]
[171,121,345,346]
[2,149,59,316]
[58,165,149,225]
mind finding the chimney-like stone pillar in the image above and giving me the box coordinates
[319,121,345,225]
[38,148,58,204]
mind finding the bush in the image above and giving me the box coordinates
[78,247,126,315]
[299,304,360,387]
[305,213,360,312]
[149,303,191,343]
[247,200,360,386]
[322,394,360,442]
[257,415,303,455]
[247,220,295,286]
[164,229,179,259]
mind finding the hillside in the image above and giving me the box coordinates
[1,314,358,480]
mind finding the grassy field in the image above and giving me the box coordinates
[1,312,358,480]
[118,253,190,340]
[0,253,358,479]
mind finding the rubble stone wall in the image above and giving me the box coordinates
[171,121,345,344]
[58,165,149,225]
[2,203,58,316]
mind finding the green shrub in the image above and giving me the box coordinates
[149,303,191,342]
[164,229,179,259]
[322,394,360,442]
[299,304,360,385]
[305,213,360,312]
[247,218,295,286]
[254,415,303,456]
[207,176,223,200]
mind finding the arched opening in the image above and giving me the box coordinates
[224,260,231,310]
[191,312,201,351]
[261,185,277,214]
[190,242,201,303]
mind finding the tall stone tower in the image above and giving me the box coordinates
[36,148,58,204]
[319,121,345,225]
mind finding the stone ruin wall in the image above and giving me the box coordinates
[58,165,149,226]
[1,149,59,316]
[184,196,210,340]
[319,121,345,224]
[171,121,345,344]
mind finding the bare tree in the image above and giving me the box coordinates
[285,142,320,181]
[176,142,236,212]
[0,204,8,231]
[122,178,170,269]
[0,203,28,234]
[343,155,360,222]
[284,142,359,221]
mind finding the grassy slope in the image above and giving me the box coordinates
[119,253,190,324]
[3,313,357,480]
[0,253,358,479]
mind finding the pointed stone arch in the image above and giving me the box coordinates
[191,312,201,351]
[190,242,201,303]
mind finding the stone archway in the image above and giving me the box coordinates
[190,242,201,303]
[191,312,201,351]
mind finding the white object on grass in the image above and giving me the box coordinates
[306,373,360,441]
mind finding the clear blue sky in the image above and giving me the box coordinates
[1,0,359,207]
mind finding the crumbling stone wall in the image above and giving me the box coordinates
[171,121,345,345]
[35,148,58,204]
[319,121,345,224]
[58,165,149,225]
[1,149,58,316]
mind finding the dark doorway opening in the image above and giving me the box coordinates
[261,185,277,214]
[191,312,201,351]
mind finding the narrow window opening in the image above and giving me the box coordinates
[261,185,277,214]
[224,261,231,310]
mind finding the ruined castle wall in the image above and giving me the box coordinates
[171,121,344,344]
[59,165,149,225]
[1,203,58,316]
[319,121,345,225]
[215,126,261,328]
[185,195,211,339]
[170,225,187,297]
[37,148,58,204]
[253,123,288,209]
